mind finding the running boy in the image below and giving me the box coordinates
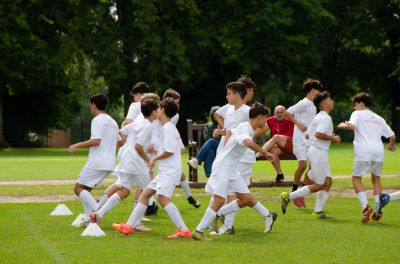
[68,93,121,226]
[192,102,277,241]
[123,82,150,126]
[112,98,192,238]
[281,91,341,218]
[337,92,396,223]
[285,79,324,208]
[91,99,158,226]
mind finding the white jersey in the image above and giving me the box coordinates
[126,102,141,121]
[151,113,183,150]
[349,109,394,162]
[85,113,121,171]
[287,97,316,146]
[158,122,183,184]
[119,118,152,175]
[211,122,253,177]
[307,111,333,151]
[216,103,250,131]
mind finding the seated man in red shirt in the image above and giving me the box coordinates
[263,105,294,182]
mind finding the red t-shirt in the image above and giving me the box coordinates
[266,116,294,137]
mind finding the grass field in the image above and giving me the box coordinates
[0,146,399,263]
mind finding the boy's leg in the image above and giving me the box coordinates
[96,187,130,219]
[158,195,190,237]
[313,177,332,218]
[75,183,98,222]
[97,184,120,208]
[180,173,201,208]
[126,188,156,227]
[195,195,225,233]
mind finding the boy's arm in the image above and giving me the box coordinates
[285,111,307,132]
[135,143,150,164]
[148,151,174,169]
[315,132,341,144]
[243,139,275,161]
[337,121,355,131]
[387,135,396,151]
[67,139,101,153]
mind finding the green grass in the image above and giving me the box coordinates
[0,144,399,182]
[1,188,400,263]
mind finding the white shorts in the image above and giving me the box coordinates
[116,172,150,190]
[237,162,252,186]
[147,175,177,198]
[352,161,383,177]
[76,167,111,188]
[293,144,308,161]
[205,171,250,198]
[307,146,331,185]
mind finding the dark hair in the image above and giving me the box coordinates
[237,75,256,89]
[159,98,179,118]
[226,81,247,99]
[249,102,270,119]
[303,79,323,93]
[313,91,331,108]
[163,88,180,100]
[141,99,158,117]
[353,92,373,107]
[130,82,150,96]
[90,93,108,111]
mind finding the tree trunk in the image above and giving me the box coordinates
[0,90,10,148]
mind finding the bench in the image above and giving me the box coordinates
[187,119,296,184]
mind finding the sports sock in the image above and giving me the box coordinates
[81,201,92,222]
[133,200,138,209]
[209,196,215,207]
[97,193,121,218]
[164,203,188,230]
[223,212,236,229]
[97,193,109,208]
[127,202,147,227]
[390,191,400,201]
[289,186,311,200]
[217,200,240,217]
[356,191,368,208]
[196,207,217,232]
[79,190,99,211]
[180,179,192,198]
[292,184,299,192]
[252,202,270,218]
[314,190,329,212]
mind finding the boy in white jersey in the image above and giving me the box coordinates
[112,98,192,238]
[91,99,158,227]
[68,93,122,226]
[281,91,341,218]
[211,76,263,235]
[123,82,150,126]
[192,102,277,241]
[285,79,324,208]
[338,92,396,223]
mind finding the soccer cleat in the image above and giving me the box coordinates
[112,222,134,235]
[312,211,330,219]
[167,229,192,238]
[79,220,90,228]
[134,223,152,232]
[188,196,201,208]
[372,211,383,221]
[145,202,159,216]
[210,225,235,235]
[376,193,390,214]
[192,230,211,241]
[264,212,278,233]
[187,158,199,169]
[281,192,290,214]
[361,205,374,223]
[210,216,220,233]
[90,212,101,225]
[275,173,284,182]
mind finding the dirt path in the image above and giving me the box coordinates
[0,178,116,186]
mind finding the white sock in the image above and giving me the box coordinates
[374,195,379,205]
[180,180,192,198]
[97,193,121,218]
[223,212,236,229]
[390,191,400,201]
[81,201,92,222]
[97,193,109,208]
[196,207,217,232]
[133,200,138,209]
[289,186,311,200]
[252,202,270,218]
[127,202,147,227]
[148,195,156,205]
[217,200,240,217]
[209,196,215,207]
[314,190,329,212]
[164,203,188,231]
[79,190,99,211]
[356,191,368,208]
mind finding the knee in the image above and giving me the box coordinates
[157,195,170,208]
